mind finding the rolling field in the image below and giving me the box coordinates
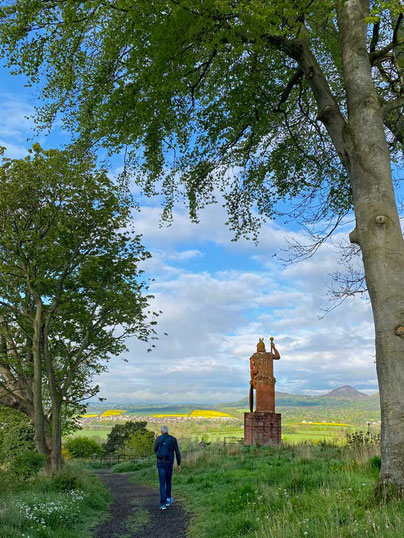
[68,418,369,446]
[72,398,381,447]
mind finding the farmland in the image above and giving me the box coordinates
[71,420,361,445]
[70,409,379,447]
[68,392,381,447]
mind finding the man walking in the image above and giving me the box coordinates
[154,425,181,510]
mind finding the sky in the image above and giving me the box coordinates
[0,66,394,405]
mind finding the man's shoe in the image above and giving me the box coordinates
[160,504,167,510]
[166,497,174,506]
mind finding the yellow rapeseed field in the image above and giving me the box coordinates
[301,422,349,426]
[190,409,233,418]
[101,409,127,417]
[81,414,98,418]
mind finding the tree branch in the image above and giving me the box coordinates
[393,13,403,46]
[275,35,348,165]
[383,95,404,118]
[370,40,404,65]
[369,21,380,53]
[275,68,304,111]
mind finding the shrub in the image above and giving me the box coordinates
[9,450,46,480]
[124,430,155,458]
[111,460,142,473]
[0,406,30,459]
[52,464,81,491]
[64,436,102,459]
[1,423,35,462]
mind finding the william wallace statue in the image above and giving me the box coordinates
[249,337,280,413]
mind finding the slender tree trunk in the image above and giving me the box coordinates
[50,399,62,473]
[32,302,48,456]
[43,322,62,473]
[338,0,404,493]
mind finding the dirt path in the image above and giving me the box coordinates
[93,469,189,538]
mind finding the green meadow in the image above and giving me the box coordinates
[111,442,404,538]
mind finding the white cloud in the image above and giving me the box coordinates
[83,169,378,404]
[94,215,376,403]
[0,139,29,158]
[0,92,35,141]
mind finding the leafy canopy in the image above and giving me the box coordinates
[0,145,155,426]
[0,1,402,237]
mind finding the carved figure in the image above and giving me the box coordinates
[249,337,280,413]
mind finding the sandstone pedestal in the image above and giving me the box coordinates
[244,411,281,445]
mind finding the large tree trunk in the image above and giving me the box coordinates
[338,0,404,493]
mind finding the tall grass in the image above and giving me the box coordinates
[121,442,404,537]
[0,462,110,538]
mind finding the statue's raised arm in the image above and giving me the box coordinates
[270,336,280,360]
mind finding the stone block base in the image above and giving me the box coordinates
[244,412,281,445]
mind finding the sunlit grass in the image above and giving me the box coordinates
[0,462,110,538]
[122,442,403,537]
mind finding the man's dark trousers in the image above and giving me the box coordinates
[157,461,173,505]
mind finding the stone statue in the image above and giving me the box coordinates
[249,337,280,413]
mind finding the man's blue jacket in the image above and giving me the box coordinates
[154,433,181,465]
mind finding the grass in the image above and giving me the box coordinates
[0,462,110,538]
[115,442,404,538]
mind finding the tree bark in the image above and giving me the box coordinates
[338,0,404,493]
[49,399,62,473]
[32,301,48,457]
[43,321,62,473]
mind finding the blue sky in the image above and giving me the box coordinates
[0,65,390,404]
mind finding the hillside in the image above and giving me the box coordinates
[222,386,379,411]
[323,385,368,400]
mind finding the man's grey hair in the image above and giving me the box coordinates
[161,425,168,434]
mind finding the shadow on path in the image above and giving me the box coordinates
[93,468,188,538]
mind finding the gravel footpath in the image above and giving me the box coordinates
[93,468,189,538]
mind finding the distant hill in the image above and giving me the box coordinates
[350,392,380,411]
[322,385,368,400]
[220,386,378,410]
[222,392,328,408]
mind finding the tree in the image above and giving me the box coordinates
[0,145,155,472]
[0,0,402,491]
[103,420,149,455]
[124,429,155,458]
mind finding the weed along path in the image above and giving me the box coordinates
[93,469,188,538]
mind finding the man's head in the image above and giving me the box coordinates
[161,425,168,434]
